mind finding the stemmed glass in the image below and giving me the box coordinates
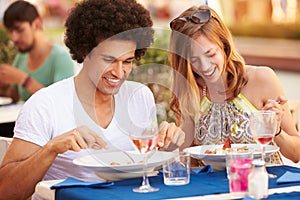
[249,110,278,177]
[129,108,160,193]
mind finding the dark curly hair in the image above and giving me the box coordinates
[64,0,154,63]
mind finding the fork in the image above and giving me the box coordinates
[121,150,136,164]
[121,148,157,164]
[206,141,221,153]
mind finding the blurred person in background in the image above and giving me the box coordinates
[0,0,74,102]
[169,5,300,166]
[0,0,184,199]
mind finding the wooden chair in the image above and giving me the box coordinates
[0,136,12,164]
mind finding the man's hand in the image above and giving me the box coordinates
[0,64,28,85]
[157,121,185,151]
[46,126,109,155]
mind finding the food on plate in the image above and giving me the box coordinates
[110,161,134,165]
[223,138,231,150]
[204,138,231,154]
[204,138,249,155]
[110,160,143,166]
[110,161,121,165]
[204,148,224,155]
[236,146,249,151]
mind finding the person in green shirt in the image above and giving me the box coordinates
[0,1,74,102]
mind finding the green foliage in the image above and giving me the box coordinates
[0,26,17,64]
[136,29,170,65]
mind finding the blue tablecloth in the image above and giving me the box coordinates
[55,165,300,200]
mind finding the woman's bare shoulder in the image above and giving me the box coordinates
[245,65,276,84]
[243,65,282,108]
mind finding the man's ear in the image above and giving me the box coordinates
[32,17,43,30]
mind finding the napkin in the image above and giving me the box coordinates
[50,177,114,189]
[190,165,213,174]
[276,171,300,184]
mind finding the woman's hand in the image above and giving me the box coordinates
[157,121,185,151]
[262,96,287,131]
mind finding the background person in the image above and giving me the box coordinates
[0,1,184,199]
[0,0,74,102]
[168,5,300,166]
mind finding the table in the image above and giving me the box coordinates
[0,102,23,124]
[0,103,23,137]
[36,165,300,200]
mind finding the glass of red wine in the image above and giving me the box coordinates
[249,110,278,177]
[130,108,159,193]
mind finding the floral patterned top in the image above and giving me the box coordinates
[194,93,282,165]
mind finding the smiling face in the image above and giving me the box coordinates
[190,34,225,84]
[84,39,136,96]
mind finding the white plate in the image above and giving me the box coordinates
[0,97,12,106]
[183,144,280,170]
[73,150,174,180]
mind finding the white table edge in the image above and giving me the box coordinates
[34,179,62,200]
[166,185,300,200]
[35,179,300,200]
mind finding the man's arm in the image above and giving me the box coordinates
[0,139,57,200]
[0,127,108,200]
[0,64,44,96]
[0,84,19,102]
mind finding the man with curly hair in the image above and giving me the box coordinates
[0,0,184,199]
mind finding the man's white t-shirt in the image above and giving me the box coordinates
[14,77,156,182]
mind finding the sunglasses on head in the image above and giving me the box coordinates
[170,9,212,30]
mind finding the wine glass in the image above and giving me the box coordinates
[249,110,278,177]
[129,108,160,193]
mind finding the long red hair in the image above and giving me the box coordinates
[169,5,247,124]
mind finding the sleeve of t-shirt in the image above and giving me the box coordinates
[11,54,21,89]
[13,89,55,146]
[52,46,74,82]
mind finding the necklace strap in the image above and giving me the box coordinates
[202,85,207,96]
